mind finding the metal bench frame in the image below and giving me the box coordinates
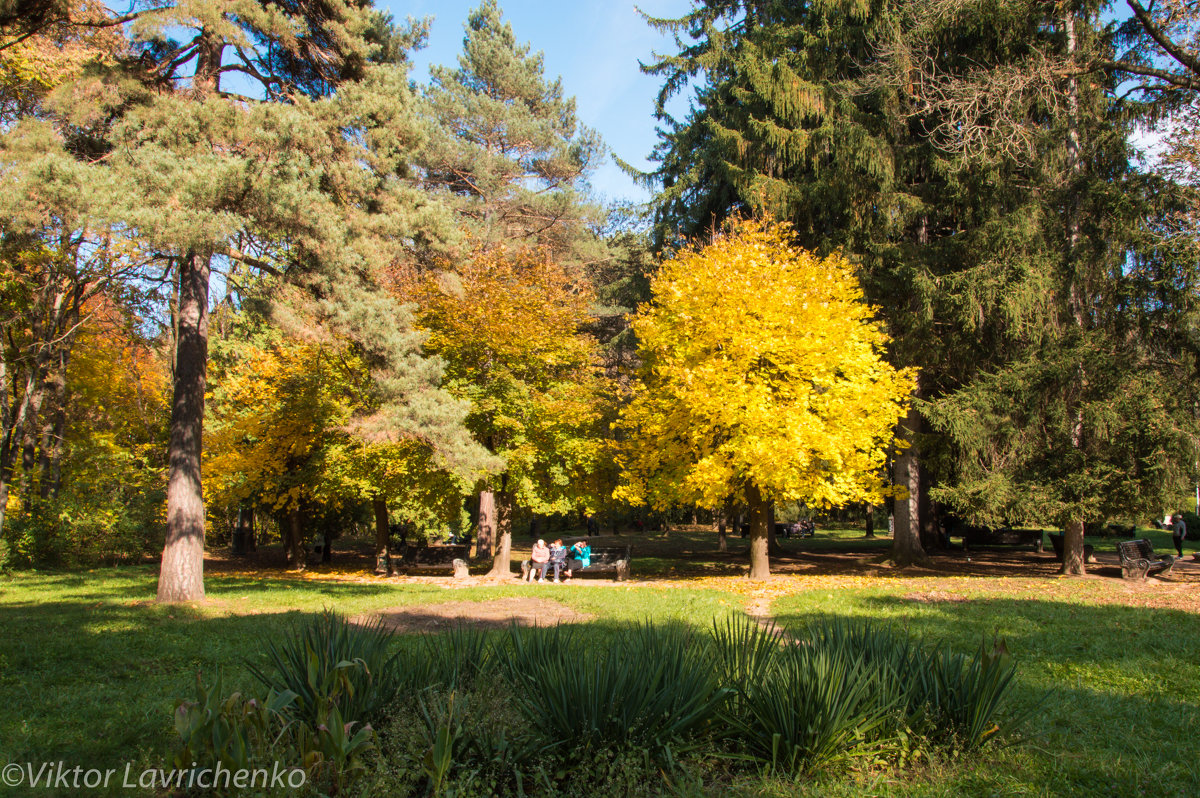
[1117,538,1174,580]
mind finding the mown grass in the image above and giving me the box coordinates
[2,542,1198,796]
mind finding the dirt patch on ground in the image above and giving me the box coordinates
[372,597,591,633]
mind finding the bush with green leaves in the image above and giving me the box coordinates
[173,673,374,796]
[173,613,1020,795]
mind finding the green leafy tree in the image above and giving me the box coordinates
[418,244,613,576]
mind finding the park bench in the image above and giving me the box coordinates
[398,544,470,573]
[959,526,1045,552]
[1117,539,1175,580]
[521,542,632,581]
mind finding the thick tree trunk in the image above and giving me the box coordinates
[373,497,391,575]
[891,404,931,568]
[476,490,496,559]
[865,504,875,538]
[918,463,940,550]
[486,490,514,577]
[158,251,210,601]
[747,483,770,579]
[1061,518,1087,576]
[716,508,728,552]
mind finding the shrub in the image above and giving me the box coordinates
[502,622,731,761]
[714,617,1020,773]
[249,610,404,728]
[724,629,901,774]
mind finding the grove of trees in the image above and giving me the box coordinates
[1,0,1199,595]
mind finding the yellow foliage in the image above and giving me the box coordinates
[616,218,915,510]
[417,245,613,512]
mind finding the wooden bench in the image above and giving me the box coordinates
[399,544,470,571]
[521,543,632,581]
[1117,539,1174,580]
[1046,532,1095,564]
[960,526,1045,552]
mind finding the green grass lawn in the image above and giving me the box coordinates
[2,542,1198,796]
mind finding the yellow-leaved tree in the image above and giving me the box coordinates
[616,218,915,578]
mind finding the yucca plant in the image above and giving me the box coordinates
[416,623,494,691]
[505,622,731,761]
[249,610,403,727]
[906,640,1018,749]
[728,639,900,774]
[710,614,784,692]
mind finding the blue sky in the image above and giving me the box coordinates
[384,0,695,203]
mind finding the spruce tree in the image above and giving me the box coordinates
[635,0,1197,572]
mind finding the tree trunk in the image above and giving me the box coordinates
[865,503,875,538]
[767,502,784,555]
[286,505,306,572]
[373,497,391,575]
[158,250,211,601]
[716,508,728,552]
[476,490,496,559]
[918,462,940,550]
[1061,518,1087,576]
[486,490,514,577]
[891,403,931,568]
[747,483,770,579]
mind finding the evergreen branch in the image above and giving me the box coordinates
[224,247,281,277]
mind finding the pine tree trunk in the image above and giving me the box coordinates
[747,483,770,579]
[486,490,514,578]
[373,497,391,575]
[1061,9,1089,577]
[158,250,210,601]
[891,404,931,568]
[476,490,496,558]
[1061,518,1087,576]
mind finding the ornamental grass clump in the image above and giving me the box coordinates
[501,622,732,761]
[712,616,1020,774]
[249,609,404,728]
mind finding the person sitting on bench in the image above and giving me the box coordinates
[548,538,567,583]
[529,539,550,582]
[566,539,591,578]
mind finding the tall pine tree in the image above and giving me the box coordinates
[8,0,488,599]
